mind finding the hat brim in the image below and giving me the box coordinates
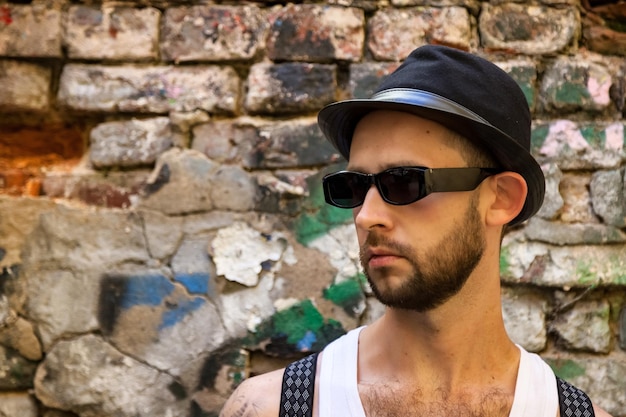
[317,89,545,225]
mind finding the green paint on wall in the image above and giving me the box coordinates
[500,246,512,278]
[530,124,549,153]
[507,66,536,108]
[547,359,586,380]
[323,277,365,316]
[294,163,353,245]
[580,125,606,148]
[576,260,597,285]
[273,299,324,344]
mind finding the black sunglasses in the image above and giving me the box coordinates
[323,166,500,209]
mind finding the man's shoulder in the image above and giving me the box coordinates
[219,368,284,417]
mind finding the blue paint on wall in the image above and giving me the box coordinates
[174,273,210,295]
[160,297,205,330]
[296,330,317,351]
[120,275,175,309]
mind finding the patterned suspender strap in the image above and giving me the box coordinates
[556,377,596,417]
[279,352,319,417]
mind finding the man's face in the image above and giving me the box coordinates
[347,110,487,312]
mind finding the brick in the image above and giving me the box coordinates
[558,173,596,223]
[368,7,472,61]
[254,170,312,215]
[89,118,176,168]
[479,4,578,55]
[0,393,38,417]
[501,236,626,287]
[590,168,626,227]
[531,120,625,170]
[267,5,364,62]
[525,217,626,245]
[553,300,612,353]
[0,345,37,389]
[584,20,626,57]
[349,62,400,99]
[162,5,268,63]
[57,64,239,114]
[536,162,564,220]
[621,306,626,351]
[0,3,61,57]
[192,118,258,165]
[502,288,547,352]
[0,60,51,111]
[245,63,335,115]
[540,56,614,113]
[64,5,160,61]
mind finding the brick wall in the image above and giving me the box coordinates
[0,1,625,416]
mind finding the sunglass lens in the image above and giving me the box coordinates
[326,173,367,208]
[378,168,423,204]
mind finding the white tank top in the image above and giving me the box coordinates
[318,327,558,417]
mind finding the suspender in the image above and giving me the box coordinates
[278,354,596,417]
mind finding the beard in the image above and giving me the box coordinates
[360,194,486,312]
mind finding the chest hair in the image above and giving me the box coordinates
[359,383,513,417]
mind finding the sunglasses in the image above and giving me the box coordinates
[323,166,500,208]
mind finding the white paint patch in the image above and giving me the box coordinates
[605,123,624,151]
[212,222,286,286]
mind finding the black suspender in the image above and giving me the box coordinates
[278,355,596,417]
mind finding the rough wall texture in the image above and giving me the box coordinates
[0,0,625,416]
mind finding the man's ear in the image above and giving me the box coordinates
[485,172,528,226]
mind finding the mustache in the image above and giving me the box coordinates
[361,232,414,260]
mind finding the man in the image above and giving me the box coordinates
[220,45,612,417]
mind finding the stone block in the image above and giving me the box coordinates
[621,306,626,351]
[89,118,175,168]
[558,173,597,224]
[591,168,626,227]
[368,7,472,61]
[64,5,160,60]
[138,148,218,214]
[0,3,62,57]
[479,4,578,55]
[553,300,611,353]
[545,355,626,416]
[57,64,239,114]
[161,5,268,62]
[254,170,312,215]
[584,20,626,57]
[501,288,548,352]
[540,56,614,113]
[0,392,38,417]
[525,217,626,245]
[141,210,184,262]
[536,162,564,220]
[0,345,37,389]
[532,120,625,170]
[34,335,188,417]
[267,4,364,62]
[245,62,336,115]
[0,60,51,112]
[191,118,259,165]
[501,236,626,287]
[349,62,400,98]
[42,170,150,209]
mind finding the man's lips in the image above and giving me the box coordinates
[363,247,404,267]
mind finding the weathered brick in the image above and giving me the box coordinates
[0,3,61,58]
[0,345,37,389]
[349,62,400,99]
[558,173,597,223]
[525,217,626,245]
[553,300,612,353]
[57,64,239,114]
[267,5,364,62]
[193,117,342,169]
[254,170,312,215]
[479,4,579,55]
[0,392,38,417]
[368,7,472,61]
[540,56,614,114]
[536,162,564,220]
[496,59,537,111]
[501,235,626,287]
[89,118,176,169]
[545,355,626,416]
[502,287,548,352]
[161,5,268,63]
[391,0,480,13]
[621,306,626,351]
[245,63,336,115]
[584,20,626,57]
[64,5,160,61]
[590,168,626,227]
[531,120,625,170]
[0,60,51,112]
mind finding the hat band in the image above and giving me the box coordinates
[371,88,494,129]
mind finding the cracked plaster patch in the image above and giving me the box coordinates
[211,222,287,287]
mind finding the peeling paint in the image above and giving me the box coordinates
[212,222,287,286]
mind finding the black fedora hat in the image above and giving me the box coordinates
[318,44,545,226]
